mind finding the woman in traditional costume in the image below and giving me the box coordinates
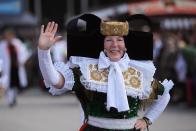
[38,14,173,131]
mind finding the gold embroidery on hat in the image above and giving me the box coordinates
[100,21,129,36]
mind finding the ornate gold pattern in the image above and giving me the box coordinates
[89,64,109,83]
[127,67,136,75]
[88,64,142,89]
[129,76,141,88]
[91,70,102,81]
[100,21,129,36]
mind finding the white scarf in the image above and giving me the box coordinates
[98,51,130,112]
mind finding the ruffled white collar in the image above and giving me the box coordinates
[69,53,156,100]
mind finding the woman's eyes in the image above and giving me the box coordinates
[117,38,123,41]
[105,39,112,42]
[105,39,123,42]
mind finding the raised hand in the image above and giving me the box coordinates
[38,21,62,50]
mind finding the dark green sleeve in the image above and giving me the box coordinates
[71,67,83,91]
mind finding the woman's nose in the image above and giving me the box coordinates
[111,40,118,46]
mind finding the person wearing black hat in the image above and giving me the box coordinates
[38,14,173,131]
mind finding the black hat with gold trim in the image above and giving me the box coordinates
[67,13,153,60]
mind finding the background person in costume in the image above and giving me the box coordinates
[38,14,173,131]
[0,29,30,107]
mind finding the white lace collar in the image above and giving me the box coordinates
[69,53,156,100]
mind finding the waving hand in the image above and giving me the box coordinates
[38,21,62,50]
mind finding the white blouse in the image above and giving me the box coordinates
[42,51,173,123]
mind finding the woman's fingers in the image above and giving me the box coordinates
[51,23,58,35]
[135,121,142,129]
[43,21,57,35]
[48,21,55,32]
[45,22,51,32]
[40,25,44,34]
[135,119,146,130]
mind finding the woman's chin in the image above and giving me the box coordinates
[109,56,121,62]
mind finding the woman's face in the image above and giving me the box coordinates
[104,36,126,61]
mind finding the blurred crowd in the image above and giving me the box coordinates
[153,29,196,106]
[0,22,196,108]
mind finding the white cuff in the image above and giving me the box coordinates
[162,79,174,94]
[38,48,60,86]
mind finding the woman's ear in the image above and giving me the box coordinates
[124,48,127,52]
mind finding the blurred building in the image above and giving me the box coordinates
[0,0,38,49]
[1,0,195,33]
[128,0,196,31]
[0,0,195,54]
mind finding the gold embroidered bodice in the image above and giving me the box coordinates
[88,64,142,89]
